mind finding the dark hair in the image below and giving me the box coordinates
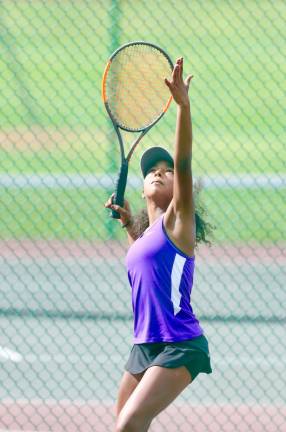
[132,178,215,247]
[193,179,215,246]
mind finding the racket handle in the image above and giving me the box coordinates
[112,160,129,219]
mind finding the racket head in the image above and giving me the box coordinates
[102,41,173,132]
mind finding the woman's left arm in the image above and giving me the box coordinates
[165,58,194,217]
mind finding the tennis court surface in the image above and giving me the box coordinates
[1,241,285,431]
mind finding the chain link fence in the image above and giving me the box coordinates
[0,1,285,431]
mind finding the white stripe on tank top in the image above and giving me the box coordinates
[171,254,186,315]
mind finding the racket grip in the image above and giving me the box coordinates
[111,160,129,219]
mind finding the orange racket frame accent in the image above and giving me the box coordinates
[163,95,173,113]
[102,60,111,103]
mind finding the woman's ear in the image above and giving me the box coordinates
[141,191,145,199]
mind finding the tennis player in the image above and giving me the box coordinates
[105,57,213,432]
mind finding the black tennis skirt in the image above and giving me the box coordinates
[125,334,212,382]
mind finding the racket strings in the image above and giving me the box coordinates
[105,44,172,131]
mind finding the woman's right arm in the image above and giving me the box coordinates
[104,195,137,245]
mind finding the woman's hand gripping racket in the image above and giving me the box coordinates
[102,41,173,219]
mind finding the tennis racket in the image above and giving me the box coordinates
[102,41,173,219]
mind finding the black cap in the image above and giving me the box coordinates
[140,147,174,178]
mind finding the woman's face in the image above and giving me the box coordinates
[143,160,174,205]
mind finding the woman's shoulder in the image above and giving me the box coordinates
[162,213,195,258]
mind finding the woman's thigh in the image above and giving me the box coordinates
[117,365,192,428]
[116,370,144,417]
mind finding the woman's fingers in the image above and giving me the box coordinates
[110,204,122,213]
[178,57,183,79]
[104,193,115,208]
[164,77,171,88]
[185,74,194,87]
[172,63,179,83]
[104,195,132,225]
[165,57,192,105]
[110,203,131,225]
[172,58,184,85]
[110,201,129,215]
[124,198,131,212]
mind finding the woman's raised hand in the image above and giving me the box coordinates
[164,57,193,107]
[104,194,132,227]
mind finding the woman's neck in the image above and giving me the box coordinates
[147,206,165,226]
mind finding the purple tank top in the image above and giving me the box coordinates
[125,214,203,343]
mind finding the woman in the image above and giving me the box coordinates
[105,57,213,432]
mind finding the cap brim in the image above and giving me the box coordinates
[140,147,174,178]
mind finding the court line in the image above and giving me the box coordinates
[0,430,35,432]
[0,174,285,189]
[0,429,37,432]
